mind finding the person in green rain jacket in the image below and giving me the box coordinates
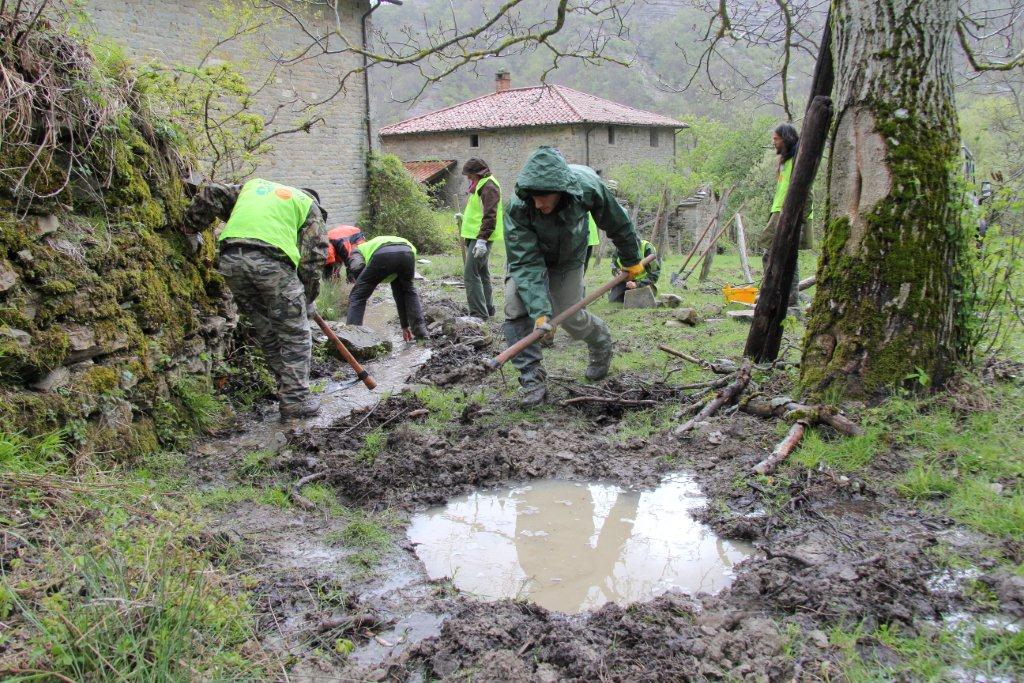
[502,146,645,406]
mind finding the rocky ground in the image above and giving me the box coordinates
[181,263,1024,681]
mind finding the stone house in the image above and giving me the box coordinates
[379,72,686,207]
[81,0,373,223]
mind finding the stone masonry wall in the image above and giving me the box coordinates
[381,126,586,208]
[381,124,677,208]
[82,0,369,224]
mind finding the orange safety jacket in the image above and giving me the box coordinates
[325,225,366,266]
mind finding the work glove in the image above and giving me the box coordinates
[307,302,318,318]
[402,327,414,342]
[472,239,489,258]
[622,262,646,281]
[534,315,555,344]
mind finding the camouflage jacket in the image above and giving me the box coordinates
[183,183,327,303]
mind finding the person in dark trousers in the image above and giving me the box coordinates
[460,158,502,319]
[759,122,801,307]
[324,224,366,281]
[609,239,660,303]
[182,178,327,419]
[346,235,428,341]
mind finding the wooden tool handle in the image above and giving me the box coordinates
[312,312,377,390]
[485,253,657,371]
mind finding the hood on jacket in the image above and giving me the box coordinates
[514,146,582,202]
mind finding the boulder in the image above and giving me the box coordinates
[658,293,683,308]
[673,307,699,325]
[318,322,392,362]
[63,323,104,364]
[0,261,18,293]
[34,214,59,237]
[0,327,31,348]
[32,367,71,393]
[623,286,657,309]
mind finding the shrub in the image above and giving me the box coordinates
[361,153,456,253]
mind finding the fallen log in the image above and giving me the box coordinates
[675,361,752,433]
[740,396,861,436]
[754,421,807,475]
[798,275,816,291]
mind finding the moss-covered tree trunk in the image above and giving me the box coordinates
[801,0,970,397]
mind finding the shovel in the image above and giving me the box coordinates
[311,310,377,390]
[483,253,656,372]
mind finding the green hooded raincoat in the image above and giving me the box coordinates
[505,147,642,320]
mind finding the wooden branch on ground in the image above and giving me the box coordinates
[290,470,328,510]
[561,396,660,407]
[798,275,816,291]
[675,361,752,433]
[754,421,807,475]
[658,344,711,369]
[740,396,862,436]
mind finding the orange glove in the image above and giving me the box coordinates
[622,262,646,281]
[534,315,555,344]
[402,327,414,342]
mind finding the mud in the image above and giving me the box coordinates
[187,292,1013,681]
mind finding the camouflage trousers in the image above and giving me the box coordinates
[218,243,311,406]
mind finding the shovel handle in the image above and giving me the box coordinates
[485,253,656,372]
[312,312,377,390]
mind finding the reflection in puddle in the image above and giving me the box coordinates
[407,475,753,613]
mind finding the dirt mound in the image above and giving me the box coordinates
[305,413,676,508]
[401,593,806,681]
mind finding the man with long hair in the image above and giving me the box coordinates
[759,123,802,307]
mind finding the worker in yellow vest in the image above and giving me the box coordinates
[346,235,428,341]
[460,158,503,320]
[182,178,327,419]
[584,213,600,272]
[759,123,802,306]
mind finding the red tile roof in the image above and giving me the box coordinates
[380,85,686,136]
[402,159,456,183]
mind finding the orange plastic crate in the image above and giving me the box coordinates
[723,285,758,305]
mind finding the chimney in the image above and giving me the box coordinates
[495,71,511,93]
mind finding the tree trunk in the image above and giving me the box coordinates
[801,0,969,397]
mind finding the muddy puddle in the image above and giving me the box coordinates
[407,474,753,613]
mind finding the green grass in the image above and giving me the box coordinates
[828,618,1024,682]
[792,427,882,472]
[357,427,387,463]
[236,449,273,480]
[0,430,273,679]
[194,485,293,510]
[324,510,393,571]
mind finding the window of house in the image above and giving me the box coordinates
[650,129,659,147]
[607,126,615,144]
[469,133,480,148]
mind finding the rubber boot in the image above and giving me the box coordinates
[280,396,321,420]
[518,383,547,408]
[585,346,613,381]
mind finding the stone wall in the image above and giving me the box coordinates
[381,124,677,208]
[82,0,370,224]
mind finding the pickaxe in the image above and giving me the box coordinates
[311,309,377,390]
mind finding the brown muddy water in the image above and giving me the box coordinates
[407,474,753,613]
